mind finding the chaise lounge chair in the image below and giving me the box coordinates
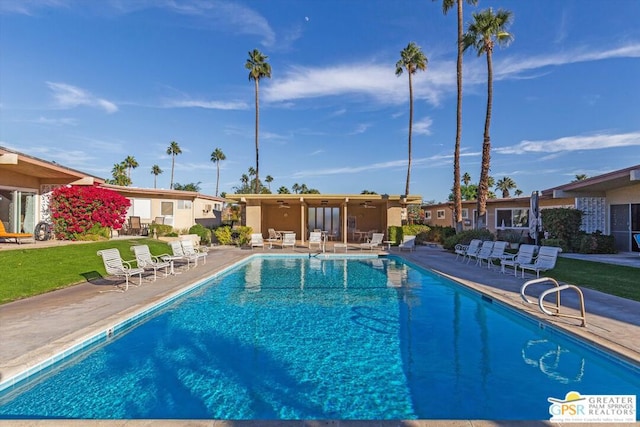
[469,240,494,266]
[0,221,33,244]
[97,248,145,291]
[500,244,537,276]
[266,228,282,248]
[250,233,265,249]
[167,240,199,270]
[360,232,384,251]
[477,240,508,269]
[308,231,324,251]
[282,233,296,249]
[398,235,416,251]
[181,239,208,265]
[455,239,481,263]
[131,245,171,281]
[518,246,562,278]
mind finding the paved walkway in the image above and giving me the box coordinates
[0,243,639,426]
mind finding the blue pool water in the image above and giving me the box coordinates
[0,256,638,419]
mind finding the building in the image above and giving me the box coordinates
[227,193,422,244]
[423,164,640,252]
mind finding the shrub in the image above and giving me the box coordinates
[423,225,456,244]
[541,238,568,252]
[49,185,130,240]
[443,229,494,251]
[215,226,252,246]
[387,225,432,245]
[578,231,616,254]
[541,208,583,252]
[189,223,212,245]
[149,224,173,237]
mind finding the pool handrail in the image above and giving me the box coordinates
[521,277,587,327]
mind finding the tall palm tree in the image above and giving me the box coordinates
[110,162,130,186]
[463,7,513,228]
[462,172,472,185]
[245,49,272,194]
[291,183,301,194]
[265,175,273,191]
[150,165,163,189]
[123,155,138,181]
[166,141,182,190]
[210,148,226,197]
[495,176,517,198]
[395,42,428,197]
[435,0,477,232]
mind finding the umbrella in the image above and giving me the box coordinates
[529,191,541,245]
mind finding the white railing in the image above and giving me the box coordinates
[521,277,587,327]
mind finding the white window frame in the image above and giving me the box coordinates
[437,210,445,219]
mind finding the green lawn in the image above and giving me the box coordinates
[0,241,638,304]
[0,239,173,304]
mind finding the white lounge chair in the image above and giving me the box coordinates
[131,245,170,281]
[455,239,481,262]
[167,240,199,269]
[478,240,508,269]
[308,231,324,251]
[518,246,562,278]
[399,235,416,251]
[469,240,494,266]
[361,232,384,250]
[282,233,296,249]
[181,239,208,265]
[97,248,145,291]
[250,233,265,249]
[500,244,537,276]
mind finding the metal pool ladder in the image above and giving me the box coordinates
[520,277,587,327]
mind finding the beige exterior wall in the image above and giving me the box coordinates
[606,183,640,204]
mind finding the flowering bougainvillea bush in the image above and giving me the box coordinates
[50,185,131,240]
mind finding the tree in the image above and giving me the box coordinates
[463,7,513,228]
[277,186,291,194]
[361,190,378,194]
[462,172,472,185]
[291,183,301,194]
[123,155,138,181]
[166,141,182,190]
[435,0,478,232]
[573,174,588,182]
[395,42,428,197]
[495,176,517,198]
[514,189,523,197]
[173,182,201,192]
[150,165,163,189]
[246,49,272,193]
[210,148,226,197]
[265,175,274,191]
[106,162,130,186]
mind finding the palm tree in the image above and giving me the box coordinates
[514,189,523,197]
[463,7,513,228]
[573,174,588,182]
[150,165,163,189]
[435,0,478,232]
[395,42,428,197]
[123,155,138,182]
[109,162,130,186]
[291,183,301,194]
[246,49,272,194]
[462,172,472,185]
[265,175,273,191]
[166,141,182,190]
[495,176,517,198]
[210,148,226,197]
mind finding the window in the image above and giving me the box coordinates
[161,202,174,216]
[425,211,432,220]
[496,208,529,228]
[130,199,151,219]
[437,210,445,219]
[178,200,192,209]
[461,208,468,219]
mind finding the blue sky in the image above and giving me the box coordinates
[1,0,639,202]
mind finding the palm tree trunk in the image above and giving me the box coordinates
[215,163,220,197]
[254,79,260,194]
[170,156,175,190]
[154,175,157,189]
[453,0,464,232]
[405,72,414,197]
[477,48,493,229]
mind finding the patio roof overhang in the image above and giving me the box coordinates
[543,165,640,198]
[226,193,422,208]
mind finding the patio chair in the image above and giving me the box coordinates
[500,244,537,276]
[634,234,640,256]
[308,231,324,251]
[0,220,33,244]
[166,240,199,270]
[131,245,170,281]
[282,233,296,249]
[250,233,265,249]
[153,216,165,225]
[469,240,494,266]
[128,216,142,236]
[398,235,416,252]
[97,248,144,291]
[518,246,562,278]
[181,239,208,265]
[266,228,282,248]
[360,232,384,250]
[477,240,508,269]
[454,239,481,262]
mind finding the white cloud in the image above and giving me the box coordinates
[495,131,640,155]
[163,99,248,110]
[413,117,433,136]
[46,82,118,113]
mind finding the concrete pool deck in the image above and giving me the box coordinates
[0,243,639,426]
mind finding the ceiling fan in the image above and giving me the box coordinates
[277,200,290,209]
[360,201,376,209]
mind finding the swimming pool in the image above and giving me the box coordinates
[0,255,638,419]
